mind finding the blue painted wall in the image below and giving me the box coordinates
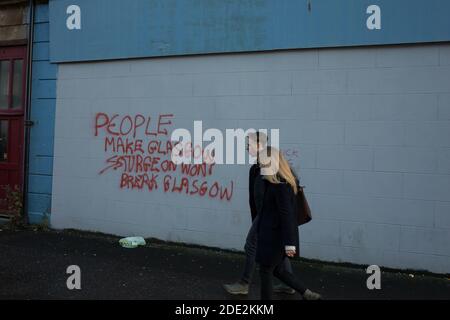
[49,0,450,63]
[27,3,57,223]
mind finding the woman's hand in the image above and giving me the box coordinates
[285,245,296,257]
[285,249,296,257]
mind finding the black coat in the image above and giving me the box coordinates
[249,164,260,221]
[255,178,300,267]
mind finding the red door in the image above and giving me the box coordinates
[0,46,26,215]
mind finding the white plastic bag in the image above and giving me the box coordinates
[119,236,146,248]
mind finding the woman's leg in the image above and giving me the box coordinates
[241,216,259,283]
[282,256,293,274]
[259,264,275,300]
[273,257,295,293]
[273,262,307,295]
[223,217,259,295]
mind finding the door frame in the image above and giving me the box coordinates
[0,45,27,210]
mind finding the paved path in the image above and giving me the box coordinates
[0,229,449,300]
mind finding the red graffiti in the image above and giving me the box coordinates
[163,175,234,201]
[174,141,217,162]
[120,173,158,191]
[99,154,161,175]
[146,139,175,155]
[95,113,174,138]
[95,112,234,201]
[104,137,145,154]
[160,159,178,172]
[180,163,215,177]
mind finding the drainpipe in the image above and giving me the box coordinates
[22,0,35,224]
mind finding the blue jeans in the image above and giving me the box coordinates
[241,215,293,283]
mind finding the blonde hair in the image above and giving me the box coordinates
[259,146,298,194]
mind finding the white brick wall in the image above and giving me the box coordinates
[52,43,450,274]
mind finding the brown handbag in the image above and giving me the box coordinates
[296,185,312,226]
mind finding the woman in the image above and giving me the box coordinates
[256,146,322,300]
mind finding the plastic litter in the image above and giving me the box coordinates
[119,236,146,248]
